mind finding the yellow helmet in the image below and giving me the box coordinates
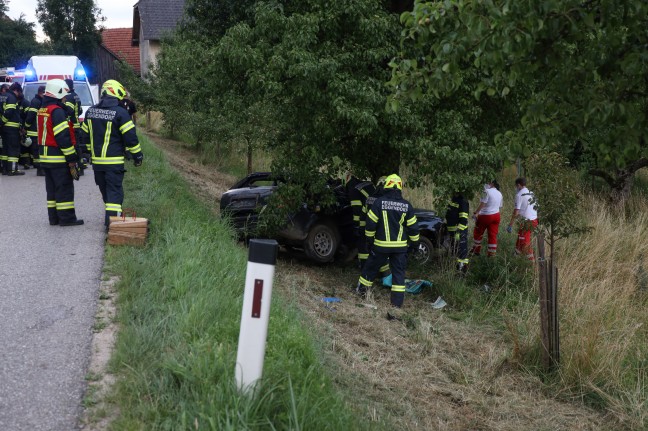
[384,174,402,190]
[101,79,126,100]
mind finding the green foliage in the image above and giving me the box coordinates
[0,15,45,67]
[391,0,648,199]
[36,0,104,80]
[526,152,590,241]
[107,134,366,430]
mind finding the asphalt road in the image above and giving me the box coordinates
[0,167,106,431]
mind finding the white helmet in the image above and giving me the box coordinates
[45,79,70,100]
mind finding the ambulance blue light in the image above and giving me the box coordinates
[74,66,86,80]
[25,67,37,82]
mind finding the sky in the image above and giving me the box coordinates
[7,0,136,41]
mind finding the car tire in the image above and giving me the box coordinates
[412,236,434,265]
[304,222,340,263]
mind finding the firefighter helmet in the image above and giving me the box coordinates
[384,174,403,190]
[101,79,126,100]
[44,79,69,100]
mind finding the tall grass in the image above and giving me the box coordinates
[104,134,367,430]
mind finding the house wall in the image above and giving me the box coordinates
[95,46,121,85]
[139,25,162,78]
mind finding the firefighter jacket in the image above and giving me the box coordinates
[365,188,419,253]
[37,97,76,167]
[64,89,83,130]
[0,92,7,121]
[25,95,43,137]
[446,194,469,233]
[347,177,375,229]
[80,96,141,171]
[2,91,22,129]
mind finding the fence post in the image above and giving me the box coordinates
[235,239,279,393]
[537,233,552,369]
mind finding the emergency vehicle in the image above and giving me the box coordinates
[0,67,25,85]
[22,55,97,120]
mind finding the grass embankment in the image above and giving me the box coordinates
[101,134,370,430]
[407,172,648,429]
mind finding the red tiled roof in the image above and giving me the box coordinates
[101,28,140,74]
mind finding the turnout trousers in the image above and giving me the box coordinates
[449,227,469,266]
[358,251,407,308]
[94,169,125,226]
[2,127,21,171]
[472,213,501,256]
[516,218,539,261]
[44,166,78,224]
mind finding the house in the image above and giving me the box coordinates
[96,27,141,84]
[132,0,186,77]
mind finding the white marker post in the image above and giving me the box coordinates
[235,239,279,393]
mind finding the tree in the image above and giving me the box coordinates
[390,0,648,202]
[36,0,103,80]
[0,14,44,67]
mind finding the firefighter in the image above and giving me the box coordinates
[446,191,470,273]
[24,85,46,176]
[507,177,538,260]
[37,79,84,226]
[356,174,419,313]
[1,82,26,175]
[361,176,392,283]
[80,79,143,227]
[343,172,375,269]
[0,84,8,172]
[472,180,503,256]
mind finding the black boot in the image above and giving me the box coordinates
[8,162,25,176]
[60,219,84,226]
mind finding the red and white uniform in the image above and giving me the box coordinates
[473,186,503,256]
[514,187,538,260]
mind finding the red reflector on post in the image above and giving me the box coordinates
[252,279,263,318]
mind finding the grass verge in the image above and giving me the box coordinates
[103,133,370,430]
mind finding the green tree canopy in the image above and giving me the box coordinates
[390,0,648,201]
[0,12,43,67]
[36,0,103,80]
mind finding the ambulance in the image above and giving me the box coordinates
[22,55,98,120]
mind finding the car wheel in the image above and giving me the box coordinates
[304,222,340,263]
[412,236,434,265]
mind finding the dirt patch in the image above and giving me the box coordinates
[143,131,236,211]
[79,276,120,431]
[148,135,624,430]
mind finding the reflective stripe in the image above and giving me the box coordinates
[359,276,373,287]
[379,264,390,273]
[26,131,38,137]
[56,202,75,210]
[351,200,362,206]
[457,258,469,264]
[7,156,18,162]
[27,107,39,113]
[383,210,390,241]
[397,213,405,242]
[92,156,125,165]
[128,144,142,153]
[101,122,112,157]
[4,103,16,109]
[449,202,459,208]
[447,226,457,232]
[360,189,369,198]
[459,212,469,218]
[353,215,360,221]
[391,284,406,293]
[52,121,68,135]
[119,120,134,134]
[359,221,366,227]
[40,155,66,163]
[47,200,56,208]
[3,121,20,128]
[406,215,417,226]
[368,210,378,223]
[358,253,369,259]
[374,239,408,247]
[365,230,376,237]
[105,203,122,212]
[409,234,420,242]
[458,224,468,230]
[60,146,76,156]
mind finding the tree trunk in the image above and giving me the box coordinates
[589,157,648,204]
